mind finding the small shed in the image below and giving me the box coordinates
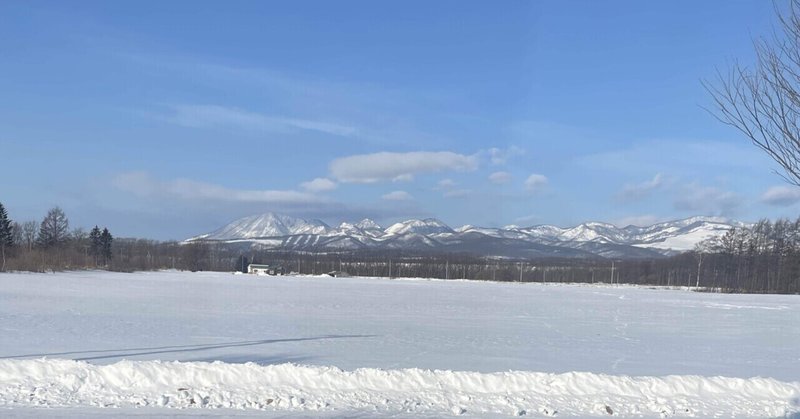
[247,264,284,275]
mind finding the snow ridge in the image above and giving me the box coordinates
[1,359,797,417]
[187,213,747,257]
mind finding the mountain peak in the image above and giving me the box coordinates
[193,212,330,240]
[384,218,454,236]
[356,218,382,230]
[187,212,743,256]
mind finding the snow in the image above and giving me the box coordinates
[1,271,798,417]
[186,213,745,255]
[634,228,721,251]
[384,218,454,236]
[1,359,798,417]
[191,213,332,240]
[354,218,382,231]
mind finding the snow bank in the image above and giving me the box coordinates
[1,359,798,417]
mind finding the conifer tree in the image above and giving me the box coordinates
[100,227,113,264]
[0,202,13,271]
[37,207,69,248]
[0,203,12,248]
[89,226,102,265]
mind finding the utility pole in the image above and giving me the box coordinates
[445,260,449,280]
[519,262,524,282]
[389,259,392,278]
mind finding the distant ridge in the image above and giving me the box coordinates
[187,212,746,259]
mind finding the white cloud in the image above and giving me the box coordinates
[112,171,322,204]
[437,178,457,188]
[761,185,800,206]
[524,173,548,192]
[392,174,414,183]
[488,146,525,165]
[488,171,512,184]
[616,173,665,201]
[300,178,338,192]
[165,104,358,137]
[381,190,413,201]
[673,183,741,215]
[330,151,478,183]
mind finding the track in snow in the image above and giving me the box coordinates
[1,271,799,417]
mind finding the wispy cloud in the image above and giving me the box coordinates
[300,178,338,193]
[616,173,665,202]
[120,55,458,147]
[673,183,741,215]
[330,151,478,183]
[436,178,457,189]
[524,173,548,192]
[163,104,359,138]
[487,146,525,165]
[578,140,771,175]
[761,185,800,206]
[381,190,413,201]
[488,171,512,184]
[111,171,322,204]
[107,171,424,232]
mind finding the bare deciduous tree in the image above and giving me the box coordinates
[705,1,800,186]
[21,221,37,251]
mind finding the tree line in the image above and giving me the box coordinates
[0,202,113,272]
[689,217,800,293]
[2,201,798,294]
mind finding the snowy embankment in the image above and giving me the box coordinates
[1,359,798,418]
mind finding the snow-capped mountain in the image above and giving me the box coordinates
[189,213,332,241]
[384,218,454,236]
[188,213,746,259]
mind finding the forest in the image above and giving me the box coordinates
[1,201,798,294]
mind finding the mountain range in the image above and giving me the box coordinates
[186,213,747,259]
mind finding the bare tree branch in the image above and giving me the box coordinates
[704,0,800,187]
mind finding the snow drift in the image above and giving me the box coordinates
[1,359,798,417]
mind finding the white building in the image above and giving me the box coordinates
[247,264,284,275]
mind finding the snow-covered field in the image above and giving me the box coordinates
[0,271,798,417]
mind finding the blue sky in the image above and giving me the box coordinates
[1,0,798,239]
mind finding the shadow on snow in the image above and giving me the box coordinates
[1,334,376,363]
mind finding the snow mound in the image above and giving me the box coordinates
[1,359,798,417]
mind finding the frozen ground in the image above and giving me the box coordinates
[0,270,798,417]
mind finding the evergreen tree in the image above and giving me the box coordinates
[0,202,12,248]
[0,202,13,271]
[37,207,69,248]
[89,226,102,264]
[100,227,113,264]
